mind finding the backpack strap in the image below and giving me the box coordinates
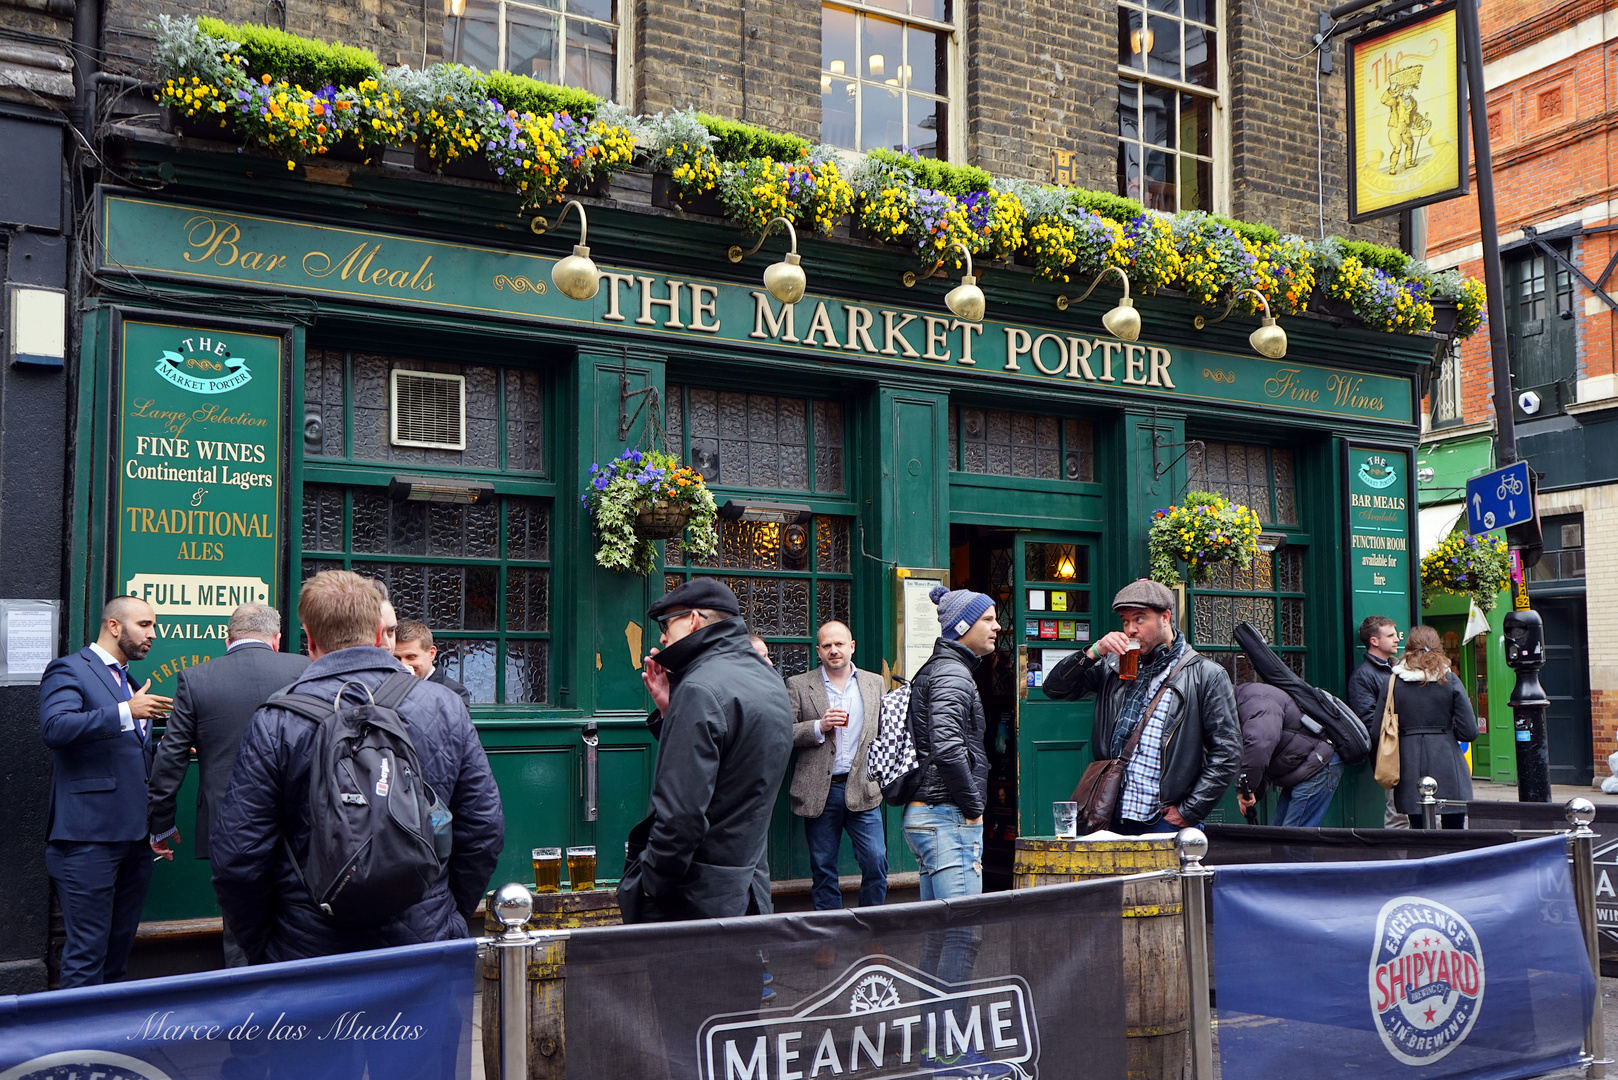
[271,692,338,726]
[372,670,420,712]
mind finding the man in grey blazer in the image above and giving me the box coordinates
[147,602,309,966]
[786,621,888,909]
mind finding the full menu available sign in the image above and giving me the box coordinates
[1348,445,1413,652]
[116,320,283,689]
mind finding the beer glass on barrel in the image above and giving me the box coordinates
[532,847,563,893]
[567,846,597,891]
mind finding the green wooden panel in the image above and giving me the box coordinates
[1028,740,1090,836]
[140,762,217,922]
[485,746,575,893]
[596,739,654,880]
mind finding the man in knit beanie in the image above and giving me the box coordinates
[900,584,1000,990]
[1042,579,1238,834]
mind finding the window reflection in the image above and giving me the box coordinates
[444,0,619,99]
[821,2,953,158]
[1116,0,1217,211]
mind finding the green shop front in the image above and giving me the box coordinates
[78,159,1436,925]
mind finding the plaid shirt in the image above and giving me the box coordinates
[1117,636,1187,823]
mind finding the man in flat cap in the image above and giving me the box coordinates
[1043,579,1239,833]
[620,578,793,922]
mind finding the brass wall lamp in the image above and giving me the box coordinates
[1054,265,1140,341]
[1192,288,1289,358]
[544,200,601,301]
[901,241,985,322]
[728,217,806,304]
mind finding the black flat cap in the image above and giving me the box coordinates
[648,578,741,620]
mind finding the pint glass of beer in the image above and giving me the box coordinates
[532,847,563,893]
[567,846,597,891]
[1119,639,1141,680]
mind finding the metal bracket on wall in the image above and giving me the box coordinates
[1148,408,1205,482]
[1522,224,1618,315]
[618,374,659,442]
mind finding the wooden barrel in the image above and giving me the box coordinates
[1013,837,1187,1080]
[480,888,621,1080]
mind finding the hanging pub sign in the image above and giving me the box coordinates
[114,317,286,690]
[1345,1,1469,223]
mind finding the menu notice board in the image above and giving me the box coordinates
[1346,444,1413,659]
[895,568,949,681]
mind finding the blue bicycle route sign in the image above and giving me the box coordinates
[1466,461,1533,534]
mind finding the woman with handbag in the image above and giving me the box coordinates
[1386,625,1478,829]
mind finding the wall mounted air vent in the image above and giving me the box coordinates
[390,369,466,450]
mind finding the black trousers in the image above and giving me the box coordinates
[46,838,154,987]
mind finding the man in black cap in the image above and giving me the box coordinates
[620,578,793,921]
[1043,578,1239,833]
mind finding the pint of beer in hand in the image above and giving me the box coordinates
[532,847,563,893]
[1119,639,1142,681]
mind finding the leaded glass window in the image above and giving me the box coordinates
[304,349,545,474]
[301,483,551,703]
[1117,0,1219,211]
[948,406,1096,482]
[1189,538,1305,682]
[665,386,845,494]
[665,515,854,680]
[1187,441,1297,526]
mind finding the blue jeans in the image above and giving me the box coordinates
[804,782,889,910]
[1275,754,1343,828]
[903,804,984,991]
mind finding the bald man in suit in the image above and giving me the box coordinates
[40,596,172,987]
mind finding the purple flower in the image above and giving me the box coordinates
[593,477,609,490]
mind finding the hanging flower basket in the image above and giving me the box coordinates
[1421,526,1509,612]
[582,448,718,575]
[1148,491,1263,585]
[634,501,692,540]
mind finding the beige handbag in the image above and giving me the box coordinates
[1373,675,1401,789]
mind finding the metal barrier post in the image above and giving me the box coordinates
[1566,798,1609,1078]
[1176,828,1215,1080]
[492,883,536,1080]
[1419,776,1439,831]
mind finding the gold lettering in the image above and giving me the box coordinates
[182,217,241,267]
[636,277,685,328]
[688,284,721,332]
[801,302,842,348]
[952,321,983,365]
[600,271,636,322]
[880,311,921,357]
[921,316,951,361]
[1067,337,1097,381]
[1004,327,1032,372]
[1032,333,1067,376]
[1149,347,1175,389]
[749,292,799,342]
[1121,344,1149,385]
[1095,340,1120,382]
[844,306,878,353]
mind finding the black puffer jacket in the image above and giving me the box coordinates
[211,646,505,964]
[1042,641,1239,824]
[908,638,989,817]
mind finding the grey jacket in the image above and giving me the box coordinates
[147,640,310,858]
[786,667,885,816]
[1388,664,1478,815]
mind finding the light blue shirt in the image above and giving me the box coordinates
[817,665,866,776]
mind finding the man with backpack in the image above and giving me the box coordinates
[210,570,504,964]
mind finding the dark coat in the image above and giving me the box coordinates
[1042,641,1240,825]
[625,617,793,921]
[1388,664,1478,815]
[39,646,157,843]
[1235,682,1333,799]
[429,666,473,709]
[908,638,989,818]
[209,646,505,964]
[147,640,311,858]
[1347,653,1394,725]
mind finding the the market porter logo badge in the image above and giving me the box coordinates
[1358,454,1398,490]
[700,959,1039,1080]
[155,333,252,395]
[1369,895,1485,1065]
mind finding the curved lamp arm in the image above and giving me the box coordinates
[1055,264,1132,312]
[728,217,799,263]
[903,241,976,288]
[1193,287,1271,329]
[530,198,591,242]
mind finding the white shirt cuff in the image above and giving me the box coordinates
[119,702,134,731]
[814,724,826,745]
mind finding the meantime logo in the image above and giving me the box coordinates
[700,959,1039,1080]
[155,334,252,395]
[1369,895,1485,1065]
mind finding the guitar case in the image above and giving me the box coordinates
[1233,621,1372,764]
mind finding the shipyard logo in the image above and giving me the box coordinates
[699,958,1039,1080]
[1369,895,1485,1065]
[0,1050,173,1080]
[1358,455,1399,490]
[155,334,251,395]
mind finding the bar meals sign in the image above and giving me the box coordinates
[101,195,1414,425]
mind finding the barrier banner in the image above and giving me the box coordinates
[1201,823,1520,865]
[0,938,477,1080]
[1214,835,1595,1080]
[563,877,1127,1080]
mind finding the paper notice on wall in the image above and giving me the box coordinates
[901,576,943,679]
[5,609,53,677]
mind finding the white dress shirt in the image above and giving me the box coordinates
[815,665,865,776]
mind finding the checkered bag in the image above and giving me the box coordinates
[870,660,936,805]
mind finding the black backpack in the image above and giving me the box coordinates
[270,672,452,925]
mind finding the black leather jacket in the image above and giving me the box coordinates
[908,638,989,817]
[1042,642,1240,824]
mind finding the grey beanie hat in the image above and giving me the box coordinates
[1112,578,1176,614]
[930,585,996,640]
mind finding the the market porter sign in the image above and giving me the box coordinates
[101,195,1413,425]
[116,319,283,689]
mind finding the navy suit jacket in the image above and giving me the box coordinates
[39,646,156,843]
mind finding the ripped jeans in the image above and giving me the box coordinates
[903,803,984,992]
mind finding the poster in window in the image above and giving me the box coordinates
[1345,3,1469,222]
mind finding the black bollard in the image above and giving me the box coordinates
[1504,605,1551,803]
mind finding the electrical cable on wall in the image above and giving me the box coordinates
[1244,0,1341,237]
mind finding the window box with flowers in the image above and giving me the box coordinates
[582,449,719,576]
[1148,492,1263,586]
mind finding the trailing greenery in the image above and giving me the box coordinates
[484,70,600,122]
[697,113,810,163]
[1148,492,1262,586]
[197,17,381,88]
[867,148,992,196]
[1340,238,1410,276]
[1422,524,1510,613]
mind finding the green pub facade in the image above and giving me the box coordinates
[79,140,1437,921]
